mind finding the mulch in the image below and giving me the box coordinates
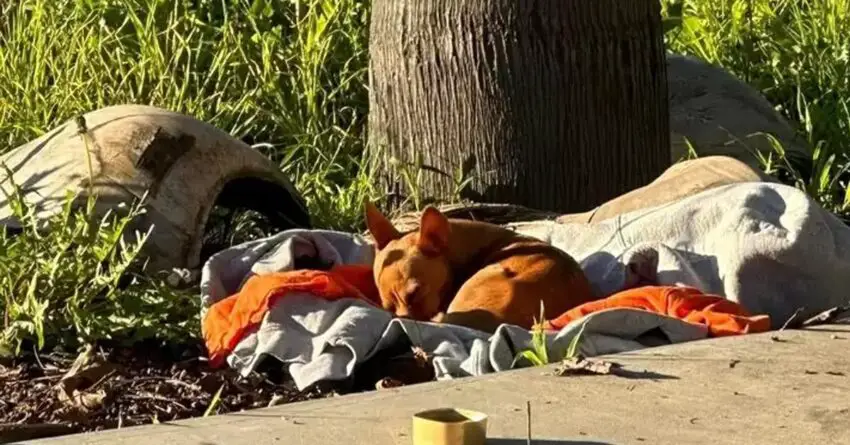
[0,340,336,443]
[0,337,437,443]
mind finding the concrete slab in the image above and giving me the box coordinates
[28,325,850,445]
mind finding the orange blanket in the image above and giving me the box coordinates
[203,269,770,367]
[547,285,771,336]
[202,265,380,368]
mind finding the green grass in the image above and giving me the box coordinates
[0,0,848,355]
[0,176,198,356]
[0,0,374,231]
[662,0,850,212]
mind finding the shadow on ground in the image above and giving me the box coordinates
[196,440,621,445]
[611,368,679,380]
[487,439,619,445]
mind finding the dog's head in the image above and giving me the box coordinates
[364,202,453,321]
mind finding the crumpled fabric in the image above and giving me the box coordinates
[200,183,850,389]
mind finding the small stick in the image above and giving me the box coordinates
[111,376,200,392]
[779,307,805,331]
[124,393,190,411]
[771,307,806,342]
[87,369,117,391]
[32,344,46,371]
[526,400,532,445]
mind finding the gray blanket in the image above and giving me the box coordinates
[200,182,850,390]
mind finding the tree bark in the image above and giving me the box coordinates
[367,0,670,214]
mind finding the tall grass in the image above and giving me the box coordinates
[2,0,848,225]
[0,0,373,230]
[0,177,199,356]
[0,0,374,354]
[2,0,847,223]
[662,0,850,212]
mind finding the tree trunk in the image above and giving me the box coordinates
[367,0,670,214]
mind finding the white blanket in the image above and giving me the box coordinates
[200,182,850,390]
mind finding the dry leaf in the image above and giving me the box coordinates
[0,365,21,380]
[57,389,108,411]
[56,345,116,394]
[554,356,619,376]
[412,346,431,367]
[53,345,116,418]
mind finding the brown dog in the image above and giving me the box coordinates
[364,202,598,333]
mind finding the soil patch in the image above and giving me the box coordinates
[0,341,334,443]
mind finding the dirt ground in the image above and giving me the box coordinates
[0,335,437,443]
[0,341,335,443]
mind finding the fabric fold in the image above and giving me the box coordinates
[547,285,771,337]
[203,264,379,367]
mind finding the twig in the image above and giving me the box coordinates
[87,369,117,392]
[123,393,189,411]
[32,344,46,371]
[526,400,532,445]
[151,403,174,415]
[75,115,95,195]
[229,379,259,395]
[41,353,75,367]
[111,376,201,392]
[771,307,806,342]
[4,373,64,384]
[779,307,805,331]
[17,411,33,424]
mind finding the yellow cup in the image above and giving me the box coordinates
[411,408,489,445]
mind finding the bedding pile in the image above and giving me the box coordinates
[201,182,850,390]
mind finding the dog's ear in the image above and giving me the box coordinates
[364,200,402,250]
[418,206,450,255]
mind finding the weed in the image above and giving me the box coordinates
[511,302,589,368]
[0,169,197,357]
[512,302,551,368]
[203,384,225,417]
[662,0,850,217]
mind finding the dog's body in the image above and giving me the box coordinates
[365,203,597,333]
